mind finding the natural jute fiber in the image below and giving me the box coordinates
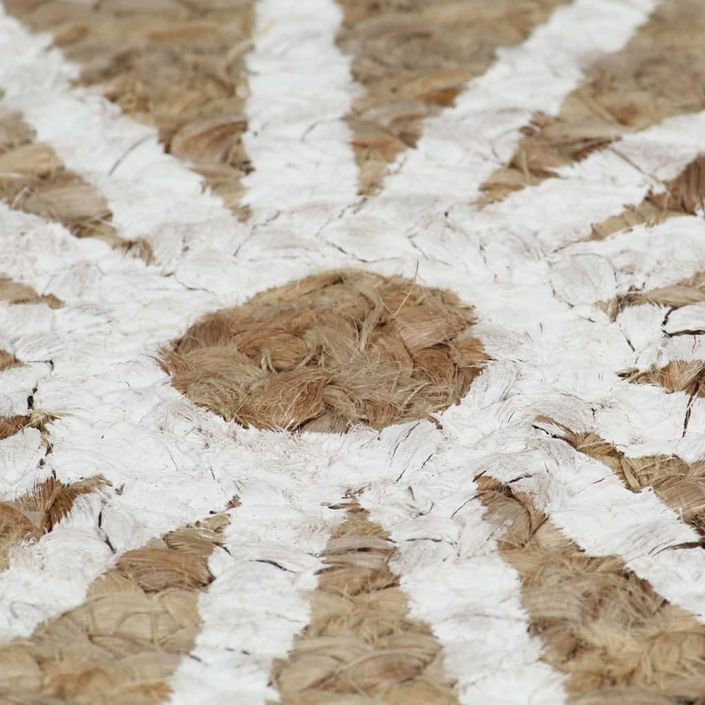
[480,0,705,204]
[0,349,19,372]
[4,0,255,218]
[0,476,108,571]
[477,475,705,704]
[0,511,231,705]
[0,106,118,245]
[164,270,488,432]
[621,361,705,401]
[271,500,458,705]
[336,0,566,195]
[3,0,705,703]
[549,422,705,537]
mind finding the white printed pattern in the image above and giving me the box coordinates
[1,1,704,704]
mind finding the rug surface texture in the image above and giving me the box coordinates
[1,0,705,703]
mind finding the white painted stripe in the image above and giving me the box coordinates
[322,0,660,261]
[0,8,247,270]
[549,215,705,307]
[635,331,705,368]
[168,432,346,705]
[359,422,566,705]
[242,0,358,234]
[665,303,705,336]
[381,0,658,206]
[616,304,671,362]
[0,358,49,418]
[435,367,705,624]
[176,0,360,296]
[0,427,47,500]
[0,152,349,308]
[545,214,705,379]
[0,204,250,638]
[470,111,705,282]
[168,514,324,705]
[0,492,112,641]
[591,382,702,459]
[486,433,705,622]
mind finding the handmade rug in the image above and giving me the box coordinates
[1,0,705,704]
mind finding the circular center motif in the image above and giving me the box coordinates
[164,270,487,432]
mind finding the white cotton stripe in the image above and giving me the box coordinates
[486,437,705,622]
[174,416,553,704]
[616,305,672,364]
[167,513,326,705]
[0,8,246,269]
[432,367,705,626]
[0,144,350,312]
[0,428,47,500]
[0,204,252,638]
[666,304,705,335]
[549,215,705,307]
[465,111,705,282]
[0,358,50,418]
[242,0,358,232]
[167,435,346,705]
[613,303,705,373]
[591,382,704,459]
[323,107,705,270]
[0,493,113,641]
[0,201,364,693]
[381,0,658,207]
[636,331,705,368]
[359,423,567,705]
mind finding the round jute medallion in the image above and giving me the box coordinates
[163,270,487,432]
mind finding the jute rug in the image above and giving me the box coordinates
[1,0,705,703]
